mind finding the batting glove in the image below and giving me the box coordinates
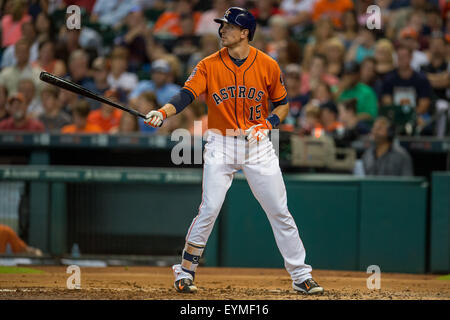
[144,109,167,127]
[245,120,272,145]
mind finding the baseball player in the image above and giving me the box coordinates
[145,7,324,295]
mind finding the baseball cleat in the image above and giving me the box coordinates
[293,278,324,295]
[174,278,198,293]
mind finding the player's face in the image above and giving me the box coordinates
[220,22,247,47]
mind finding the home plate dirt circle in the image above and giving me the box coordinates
[0,266,448,300]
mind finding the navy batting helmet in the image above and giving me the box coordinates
[214,7,257,41]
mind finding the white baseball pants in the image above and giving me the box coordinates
[184,131,313,283]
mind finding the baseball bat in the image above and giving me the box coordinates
[39,71,147,119]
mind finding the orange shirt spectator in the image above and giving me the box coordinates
[0,224,27,253]
[61,100,103,134]
[153,12,201,37]
[87,109,122,132]
[1,12,32,47]
[61,123,103,134]
[312,0,354,28]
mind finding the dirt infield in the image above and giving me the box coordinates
[0,266,448,300]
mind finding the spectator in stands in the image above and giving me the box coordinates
[0,85,9,122]
[312,0,354,29]
[337,10,359,50]
[91,0,141,28]
[283,64,309,131]
[34,12,54,43]
[39,85,71,132]
[89,56,111,110]
[337,98,371,147]
[196,0,230,36]
[31,39,66,77]
[360,56,383,98]
[362,116,413,176]
[0,92,44,132]
[54,28,82,65]
[300,54,338,95]
[381,45,432,128]
[0,224,42,256]
[398,26,429,71]
[266,15,291,60]
[107,46,138,94]
[335,61,379,122]
[172,14,202,64]
[1,20,38,68]
[324,37,346,77]
[153,0,201,38]
[66,49,95,91]
[1,0,32,48]
[0,39,41,95]
[114,6,150,72]
[421,33,449,102]
[129,59,180,106]
[251,32,269,53]
[310,81,335,106]
[301,103,325,138]
[280,0,315,31]
[385,0,428,40]
[374,39,395,78]
[64,0,96,15]
[61,100,102,134]
[421,33,450,137]
[87,89,123,133]
[58,86,78,115]
[117,112,139,134]
[320,101,344,135]
[18,78,42,118]
[346,27,376,64]
[187,33,220,74]
[250,0,282,31]
[302,17,334,70]
[424,6,444,37]
[188,100,208,136]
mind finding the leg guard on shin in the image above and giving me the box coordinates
[180,242,205,280]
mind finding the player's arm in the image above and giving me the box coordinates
[144,88,195,127]
[271,102,289,124]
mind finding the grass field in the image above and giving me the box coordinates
[0,266,44,274]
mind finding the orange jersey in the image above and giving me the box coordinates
[312,0,354,28]
[87,109,122,133]
[153,12,201,37]
[61,123,103,134]
[183,46,287,136]
[0,224,27,253]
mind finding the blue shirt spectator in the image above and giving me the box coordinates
[91,0,139,27]
[129,59,180,106]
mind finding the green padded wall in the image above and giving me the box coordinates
[359,179,428,273]
[219,175,360,270]
[430,172,450,273]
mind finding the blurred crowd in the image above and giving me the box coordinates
[0,0,449,147]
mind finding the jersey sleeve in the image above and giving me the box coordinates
[183,60,207,99]
[268,61,288,103]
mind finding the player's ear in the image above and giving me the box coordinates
[241,28,249,40]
